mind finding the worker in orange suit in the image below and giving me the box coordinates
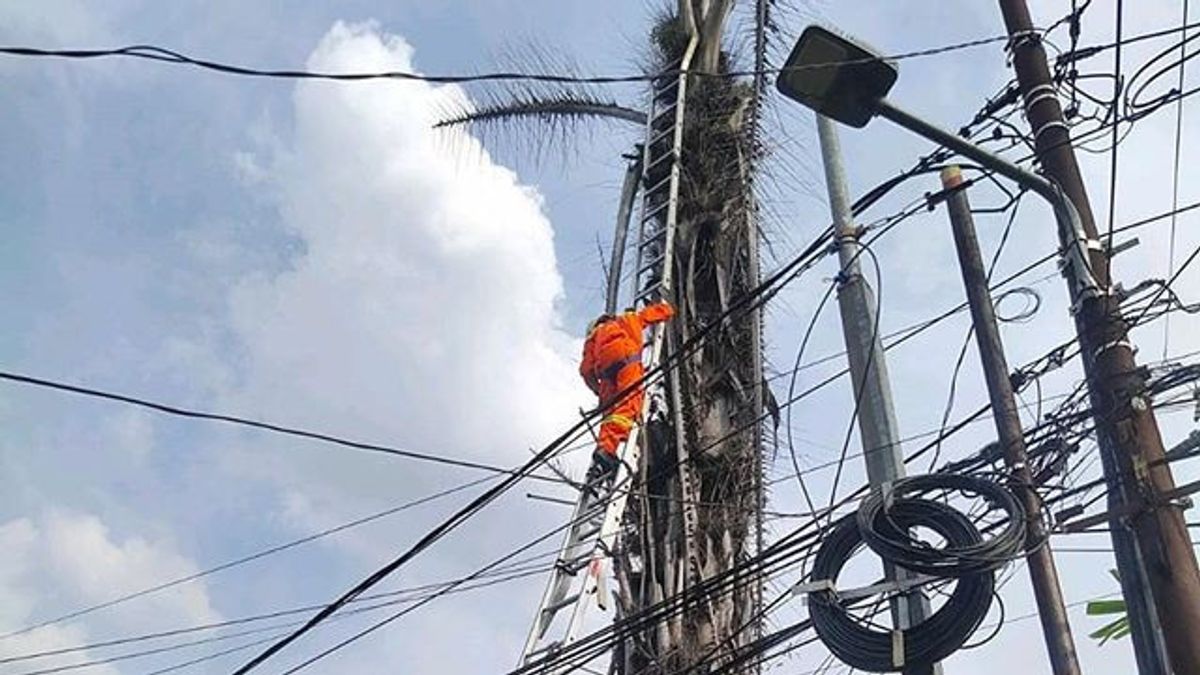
[579,300,675,487]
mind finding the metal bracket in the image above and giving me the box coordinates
[793,574,935,602]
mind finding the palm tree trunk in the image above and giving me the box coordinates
[629,5,763,672]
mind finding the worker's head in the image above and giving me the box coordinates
[586,314,614,335]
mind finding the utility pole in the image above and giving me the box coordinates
[817,115,939,675]
[941,166,1080,675]
[606,153,643,314]
[996,2,1200,671]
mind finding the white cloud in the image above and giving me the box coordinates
[0,512,219,674]
[219,21,589,517]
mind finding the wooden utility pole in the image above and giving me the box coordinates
[941,167,1080,675]
[996,1,1200,671]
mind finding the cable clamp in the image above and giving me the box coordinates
[892,630,906,668]
[833,270,857,288]
[792,578,835,598]
[1023,83,1059,114]
[1107,237,1141,258]
[1093,339,1135,360]
[1033,120,1070,143]
[1006,29,1041,53]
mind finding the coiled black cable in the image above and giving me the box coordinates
[808,499,994,672]
[857,474,1026,577]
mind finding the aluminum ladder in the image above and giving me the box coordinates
[516,37,697,673]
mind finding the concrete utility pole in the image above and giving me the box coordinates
[606,154,643,314]
[817,115,939,675]
[996,2,1200,672]
[941,167,1080,675]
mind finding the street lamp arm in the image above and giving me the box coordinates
[874,98,1053,200]
[873,97,1100,299]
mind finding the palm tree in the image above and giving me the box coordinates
[444,3,771,671]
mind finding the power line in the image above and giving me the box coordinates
[0,474,498,643]
[224,203,843,674]
[0,36,1013,85]
[0,371,567,482]
[2,21,1197,88]
[5,564,556,675]
[1165,0,1192,359]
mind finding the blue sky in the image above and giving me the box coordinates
[1,1,1197,673]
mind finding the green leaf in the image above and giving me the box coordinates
[1086,599,1127,616]
[1089,617,1130,645]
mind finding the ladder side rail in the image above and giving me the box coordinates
[517,485,597,663]
[629,94,661,303]
[557,35,698,664]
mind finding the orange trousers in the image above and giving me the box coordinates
[596,361,645,456]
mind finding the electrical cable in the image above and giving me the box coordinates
[0,36,1017,86]
[1104,0,1124,284]
[0,18,1193,92]
[0,474,498,642]
[808,499,993,672]
[0,371,568,484]
[856,474,1027,577]
[931,191,1023,475]
[824,241,886,523]
[225,191,847,674]
[6,563,557,675]
[784,279,837,518]
[1165,0,1191,360]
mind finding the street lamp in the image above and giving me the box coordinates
[777,23,1100,675]
[776,25,1099,299]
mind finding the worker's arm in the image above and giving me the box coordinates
[579,339,601,395]
[636,301,675,326]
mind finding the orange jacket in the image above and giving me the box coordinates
[579,301,675,396]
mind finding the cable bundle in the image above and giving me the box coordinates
[856,474,1027,577]
[808,499,994,672]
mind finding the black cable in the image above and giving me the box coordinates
[0,475,498,642]
[809,499,994,672]
[0,36,1016,86]
[1,552,563,667]
[1165,0,1191,360]
[8,564,557,675]
[1104,0,1124,284]
[0,371,566,483]
[929,196,1024,471]
[226,189,847,674]
[857,475,1027,577]
[1,18,1193,91]
[825,241,886,521]
[785,279,837,517]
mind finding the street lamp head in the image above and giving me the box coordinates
[776,25,897,128]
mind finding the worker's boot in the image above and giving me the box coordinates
[584,450,619,498]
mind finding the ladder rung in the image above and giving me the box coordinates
[643,174,672,197]
[645,148,676,172]
[641,200,670,223]
[578,521,603,541]
[639,253,666,275]
[651,103,678,126]
[557,552,592,575]
[654,74,680,92]
[525,640,562,661]
[648,125,674,148]
[638,239,663,258]
[542,593,580,616]
[637,284,662,302]
[638,230,665,250]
